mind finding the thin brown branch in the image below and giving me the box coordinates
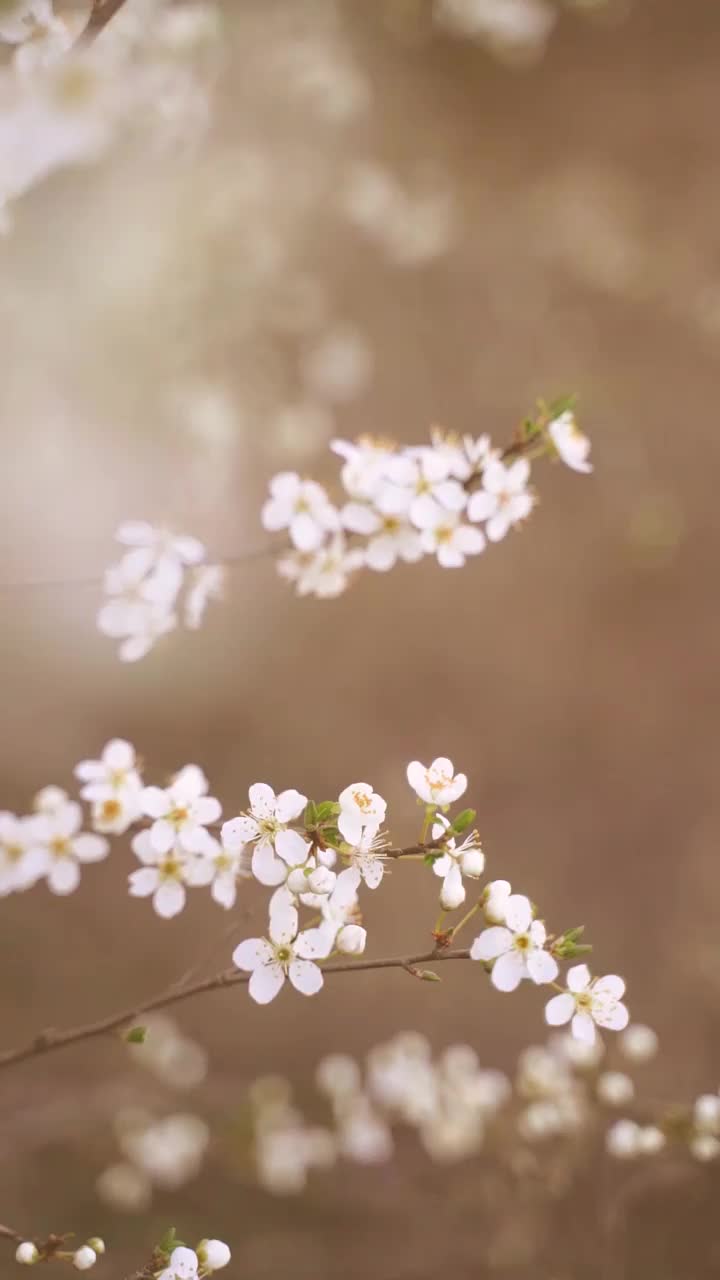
[83,0,130,39]
[0,950,470,1074]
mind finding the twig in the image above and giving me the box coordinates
[0,949,471,1073]
[83,0,130,39]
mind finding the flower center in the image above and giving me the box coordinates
[101,798,122,821]
[5,843,23,863]
[576,992,592,1010]
[514,933,530,951]
[50,837,69,858]
[169,807,189,827]
[160,857,181,880]
[274,945,292,965]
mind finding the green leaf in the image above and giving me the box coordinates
[451,808,476,834]
[314,801,340,822]
[125,1025,147,1044]
[304,801,318,827]
[546,392,577,419]
[423,852,443,866]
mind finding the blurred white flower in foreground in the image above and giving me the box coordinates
[548,411,593,473]
[75,738,143,834]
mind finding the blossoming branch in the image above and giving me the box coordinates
[96,405,591,660]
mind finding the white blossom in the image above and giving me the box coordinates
[618,1023,658,1063]
[548,411,592,474]
[184,564,224,629]
[75,738,143,834]
[596,1071,635,1107]
[481,878,512,924]
[545,964,629,1043]
[129,830,194,918]
[343,825,388,889]
[233,902,332,1004]
[141,764,221,855]
[0,811,48,895]
[157,1247,200,1280]
[376,449,467,528]
[430,816,485,909]
[197,1240,231,1272]
[419,508,486,567]
[341,503,423,572]
[337,781,386,844]
[470,894,559,991]
[186,829,251,909]
[466,457,534,541]
[15,1242,38,1265]
[222,784,308,886]
[277,533,363,598]
[262,472,339,551]
[118,1111,209,1190]
[330,436,396,501]
[28,800,109,895]
[72,1246,97,1271]
[406,756,467,806]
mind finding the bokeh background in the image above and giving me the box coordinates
[2,0,720,1274]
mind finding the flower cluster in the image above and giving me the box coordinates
[157,1241,230,1280]
[0,785,108,899]
[265,406,592,597]
[97,1111,210,1214]
[98,523,223,662]
[15,1237,105,1270]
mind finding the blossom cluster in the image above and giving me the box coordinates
[15,1237,105,1270]
[97,1110,210,1214]
[264,409,591,598]
[98,523,223,662]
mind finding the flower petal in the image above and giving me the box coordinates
[289,959,324,996]
[275,828,311,866]
[470,926,512,962]
[567,964,592,993]
[249,963,286,1004]
[571,1011,596,1044]
[490,950,525,992]
[544,992,575,1027]
[526,949,559,985]
[129,868,159,897]
[48,858,80,895]
[504,894,532,933]
[232,938,273,970]
[248,783,276,820]
[252,842,288,886]
[274,788,308,823]
[153,880,186,919]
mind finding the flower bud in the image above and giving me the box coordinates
[440,877,466,911]
[286,867,310,894]
[73,1246,97,1271]
[15,1243,39,1265]
[197,1239,231,1271]
[86,1239,105,1256]
[306,865,336,895]
[459,848,485,878]
[336,924,367,955]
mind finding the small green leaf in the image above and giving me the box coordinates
[314,801,340,822]
[417,969,442,982]
[304,801,318,827]
[545,392,577,419]
[451,808,476,834]
[125,1025,147,1044]
[423,852,443,866]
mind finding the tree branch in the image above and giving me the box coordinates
[0,949,471,1074]
[83,0,130,40]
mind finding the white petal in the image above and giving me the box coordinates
[337,810,363,845]
[360,857,384,889]
[222,815,258,847]
[103,738,136,770]
[526,949,559,985]
[211,872,237,910]
[172,534,205,565]
[504,894,532,933]
[567,964,592,993]
[593,974,626,1001]
[232,938,273,970]
[193,796,221,826]
[249,963,286,1004]
[571,1011,596,1044]
[341,502,380,535]
[252,842,287,886]
[248,783,276,820]
[295,927,334,960]
[454,524,486,555]
[153,880,186,919]
[274,788,308,823]
[595,1001,630,1032]
[275,828,311,865]
[289,959,324,996]
[506,458,530,490]
[72,833,109,864]
[290,511,324,552]
[149,819,175,855]
[544,992,575,1026]
[141,786,170,819]
[466,491,496,523]
[440,863,466,910]
[490,950,525,992]
[131,829,159,865]
[470,926,512,962]
[48,858,80,895]
[128,868,159,898]
[269,902,299,945]
[485,511,510,542]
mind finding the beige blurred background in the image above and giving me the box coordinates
[1,0,720,1274]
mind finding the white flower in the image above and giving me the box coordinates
[222,784,308,886]
[129,830,193,918]
[545,965,629,1043]
[331,435,396,500]
[406,756,467,806]
[548,411,592,474]
[262,472,339,551]
[0,811,48,895]
[470,895,559,991]
[15,1242,38,1265]
[694,1092,720,1135]
[277,533,363,598]
[691,1133,720,1162]
[418,509,485,567]
[344,826,388,889]
[618,1023,658,1063]
[466,457,534,541]
[341,503,423,572]
[430,817,485,910]
[596,1071,635,1107]
[141,764,221,854]
[75,738,143,834]
[72,1246,97,1271]
[157,1246,199,1280]
[606,1118,642,1159]
[184,564,224,629]
[31,801,109,895]
[197,1240,231,1272]
[481,878,512,924]
[308,866,365,953]
[187,829,251,909]
[118,1112,209,1189]
[233,903,332,1004]
[98,554,178,662]
[337,782,386,844]
[33,785,68,814]
[13,7,84,73]
[376,450,467,528]
[115,521,206,579]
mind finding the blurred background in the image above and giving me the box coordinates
[1,0,720,1274]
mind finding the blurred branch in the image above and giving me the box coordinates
[0,947,471,1073]
[83,0,130,39]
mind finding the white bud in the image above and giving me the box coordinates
[286,867,310,894]
[86,1240,105,1256]
[15,1243,39,1265]
[597,1071,635,1107]
[460,848,485,878]
[306,865,336,895]
[197,1239,231,1271]
[637,1124,665,1155]
[440,877,466,911]
[336,924,367,955]
[691,1133,720,1162]
[619,1023,658,1063]
[73,1246,97,1271]
[316,846,336,868]
[606,1118,641,1159]
[694,1093,720,1133]
[482,879,511,924]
